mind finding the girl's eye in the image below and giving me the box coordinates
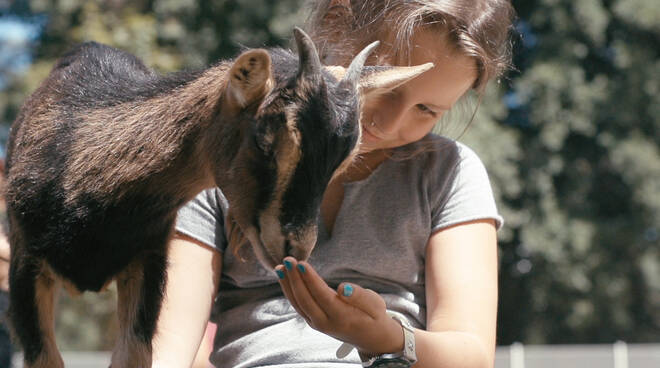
[416,104,437,117]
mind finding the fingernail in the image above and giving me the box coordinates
[276,270,285,279]
[284,260,293,270]
[297,264,306,274]
[343,284,353,297]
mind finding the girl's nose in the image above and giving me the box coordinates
[372,101,405,136]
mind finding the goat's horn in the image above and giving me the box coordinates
[341,40,380,87]
[293,27,322,77]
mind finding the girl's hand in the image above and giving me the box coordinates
[275,257,404,355]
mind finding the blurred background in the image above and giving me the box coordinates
[0,0,658,362]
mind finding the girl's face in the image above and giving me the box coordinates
[360,30,477,153]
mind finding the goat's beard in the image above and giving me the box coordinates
[225,211,249,261]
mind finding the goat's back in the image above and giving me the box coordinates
[5,42,203,292]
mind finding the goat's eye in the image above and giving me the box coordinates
[254,135,272,154]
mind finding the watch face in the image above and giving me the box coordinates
[370,357,413,368]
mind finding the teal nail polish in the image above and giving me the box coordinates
[284,260,293,270]
[343,284,354,297]
[276,270,285,279]
[297,264,306,274]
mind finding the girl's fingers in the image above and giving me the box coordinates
[295,261,345,318]
[281,257,329,327]
[279,259,388,340]
[337,282,386,320]
[276,264,310,322]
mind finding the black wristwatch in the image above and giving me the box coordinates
[359,312,417,368]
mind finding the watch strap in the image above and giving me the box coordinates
[334,311,417,366]
[387,311,417,363]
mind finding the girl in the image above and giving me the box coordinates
[153,1,515,367]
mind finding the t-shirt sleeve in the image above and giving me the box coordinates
[175,188,229,252]
[431,143,503,232]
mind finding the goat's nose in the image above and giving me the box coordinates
[284,234,301,256]
[283,221,298,234]
[280,223,317,259]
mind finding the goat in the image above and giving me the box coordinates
[4,27,432,368]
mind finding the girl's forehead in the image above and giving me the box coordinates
[395,30,478,108]
[374,27,473,68]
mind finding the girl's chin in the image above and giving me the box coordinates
[359,143,394,154]
[361,126,383,141]
[358,139,380,152]
[361,129,385,148]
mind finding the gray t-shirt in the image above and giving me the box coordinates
[175,134,502,368]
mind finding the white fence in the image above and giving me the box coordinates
[10,343,660,367]
[494,342,660,368]
[11,351,112,368]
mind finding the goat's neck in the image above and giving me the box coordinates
[139,62,242,197]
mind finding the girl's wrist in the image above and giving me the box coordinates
[358,315,405,356]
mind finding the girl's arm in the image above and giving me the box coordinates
[276,218,497,367]
[415,218,498,368]
[0,232,10,291]
[152,233,222,368]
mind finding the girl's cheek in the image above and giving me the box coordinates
[364,98,388,117]
[407,121,435,141]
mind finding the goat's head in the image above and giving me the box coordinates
[217,28,433,269]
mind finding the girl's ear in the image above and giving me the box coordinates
[324,0,353,23]
[225,49,274,113]
[317,0,355,64]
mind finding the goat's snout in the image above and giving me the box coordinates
[284,229,317,262]
[253,217,316,268]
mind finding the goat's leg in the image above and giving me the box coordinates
[9,258,64,368]
[111,251,167,368]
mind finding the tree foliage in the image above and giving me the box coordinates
[0,0,658,350]
[490,0,660,344]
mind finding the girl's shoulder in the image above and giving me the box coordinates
[391,133,487,179]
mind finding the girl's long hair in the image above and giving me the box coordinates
[306,0,516,92]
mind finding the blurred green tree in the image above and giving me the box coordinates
[488,0,660,344]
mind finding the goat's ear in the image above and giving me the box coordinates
[325,63,434,97]
[358,63,434,98]
[225,49,274,112]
